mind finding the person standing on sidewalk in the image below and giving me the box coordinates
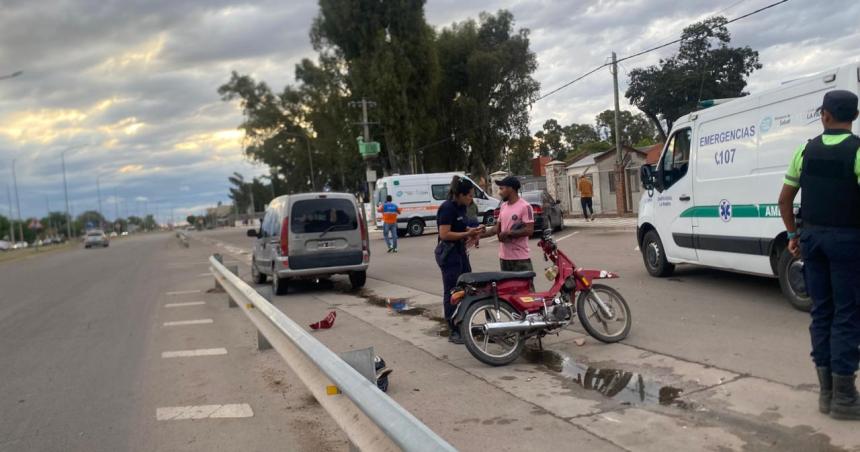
[435,176,484,344]
[778,89,860,420]
[578,175,595,221]
[378,195,401,253]
[483,176,534,273]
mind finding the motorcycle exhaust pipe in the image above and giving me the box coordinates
[483,319,561,334]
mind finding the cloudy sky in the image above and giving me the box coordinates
[1,0,857,222]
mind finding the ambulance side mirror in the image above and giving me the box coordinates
[640,165,658,192]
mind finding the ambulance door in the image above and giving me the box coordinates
[654,127,698,262]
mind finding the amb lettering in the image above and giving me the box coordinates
[764,205,780,217]
[699,125,756,147]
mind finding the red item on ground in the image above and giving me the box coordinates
[310,311,336,330]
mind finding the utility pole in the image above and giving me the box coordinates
[113,188,119,224]
[349,98,379,235]
[61,151,73,239]
[46,198,52,235]
[610,52,627,215]
[11,159,24,242]
[6,184,15,243]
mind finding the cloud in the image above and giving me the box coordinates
[1,0,857,220]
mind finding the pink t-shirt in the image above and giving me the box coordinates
[498,197,534,260]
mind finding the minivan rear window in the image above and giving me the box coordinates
[291,199,357,234]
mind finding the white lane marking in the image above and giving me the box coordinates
[163,319,213,326]
[156,403,253,421]
[165,301,205,308]
[165,289,201,296]
[556,231,580,243]
[195,273,212,277]
[161,348,227,358]
[634,246,640,251]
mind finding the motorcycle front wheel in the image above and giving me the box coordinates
[461,299,524,366]
[577,284,631,343]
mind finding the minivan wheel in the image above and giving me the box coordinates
[407,219,424,237]
[778,250,811,312]
[349,271,367,289]
[251,259,267,284]
[642,230,674,277]
[272,268,288,295]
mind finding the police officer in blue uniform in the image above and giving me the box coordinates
[779,89,860,420]
[435,176,483,344]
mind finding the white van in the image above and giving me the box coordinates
[637,61,860,311]
[373,172,499,236]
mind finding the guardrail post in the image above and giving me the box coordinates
[257,330,273,351]
[226,264,239,308]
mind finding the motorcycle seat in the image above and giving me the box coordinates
[457,271,535,285]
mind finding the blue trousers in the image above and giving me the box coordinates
[435,242,471,329]
[800,227,860,375]
[383,223,397,250]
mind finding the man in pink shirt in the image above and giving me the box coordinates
[484,176,535,272]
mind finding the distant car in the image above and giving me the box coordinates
[248,192,369,295]
[0,240,10,251]
[13,241,28,249]
[493,190,565,233]
[121,231,129,236]
[84,230,109,248]
[109,232,118,238]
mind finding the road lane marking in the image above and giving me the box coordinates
[156,403,253,420]
[556,231,580,243]
[163,319,213,326]
[165,301,205,308]
[165,289,201,296]
[196,273,212,277]
[634,246,640,251]
[161,348,227,358]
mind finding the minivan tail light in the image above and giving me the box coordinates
[280,217,289,256]
[532,204,543,215]
[359,210,369,262]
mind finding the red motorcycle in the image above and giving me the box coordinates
[450,229,632,366]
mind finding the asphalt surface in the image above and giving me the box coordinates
[0,233,344,451]
[215,223,812,387]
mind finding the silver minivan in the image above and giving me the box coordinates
[248,192,369,295]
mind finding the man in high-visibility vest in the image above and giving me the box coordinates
[779,89,860,420]
[378,195,402,253]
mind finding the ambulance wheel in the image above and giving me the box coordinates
[642,230,674,277]
[778,250,811,312]
[407,219,424,236]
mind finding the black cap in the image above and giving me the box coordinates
[820,90,859,121]
[495,176,521,190]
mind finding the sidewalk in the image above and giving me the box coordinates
[564,216,637,229]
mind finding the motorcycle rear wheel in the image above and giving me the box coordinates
[577,284,631,343]
[461,299,524,366]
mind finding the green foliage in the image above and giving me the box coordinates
[625,16,761,140]
[76,210,106,232]
[0,214,9,241]
[594,109,657,147]
[227,172,273,213]
[186,215,196,225]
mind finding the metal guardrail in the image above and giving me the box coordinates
[209,256,456,452]
[175,231,189,248]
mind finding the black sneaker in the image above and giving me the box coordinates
[448,330,465,345]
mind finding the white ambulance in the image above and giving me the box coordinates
[637,61,860,311]
[373,172,499,236]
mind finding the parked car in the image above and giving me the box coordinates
[84,230,109,248]
[121,231,129,236]
[13,241,28,249]
[493,190,565,233]
[0,240,10,251]
[248,192,369,295]
[109,232,118,238]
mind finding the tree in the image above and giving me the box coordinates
[186,215,196,225]
[507,135,534,175]
[625,16,761,140]
[312,0,441,174]
[127,216,143,226]
[76,211,106,232]
[433,10,539,178]
[534,119,567,160]
[0,214,9,241]
[594,110,657,147]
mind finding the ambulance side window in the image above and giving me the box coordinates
[661,128,691,189]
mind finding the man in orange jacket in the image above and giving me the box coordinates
[378,195,402,252]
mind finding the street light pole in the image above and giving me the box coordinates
[96,173,104,229]
[5,184,15,243]
[284,132,315,191]
[11,159,24,243]
[61,151,73,239]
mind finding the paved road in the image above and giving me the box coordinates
[0,233,343,451]
[215,224,812,387]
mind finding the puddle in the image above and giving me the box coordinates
[524,349,684,407]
